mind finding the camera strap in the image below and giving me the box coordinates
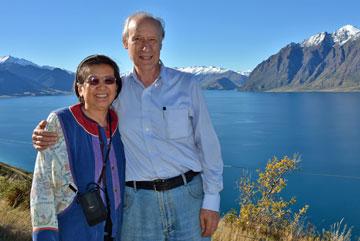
[97,111,113,238]
[97,112,112,184]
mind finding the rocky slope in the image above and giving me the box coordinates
[242,25,360,91]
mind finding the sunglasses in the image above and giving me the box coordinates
[84,75,117,86]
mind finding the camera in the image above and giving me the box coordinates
[77,183,107,226]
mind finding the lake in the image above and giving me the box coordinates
[0,92,359,238]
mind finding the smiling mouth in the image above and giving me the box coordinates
[140,55,152,60]
[96,94,108,98]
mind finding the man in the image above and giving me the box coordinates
[33,12,223,241]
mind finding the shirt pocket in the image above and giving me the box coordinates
[164,108,192,139]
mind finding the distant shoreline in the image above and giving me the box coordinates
[2,89,360,99]
[0,92,74,99]
[264,87,360,92]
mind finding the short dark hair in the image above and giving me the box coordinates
[74,54,122,103]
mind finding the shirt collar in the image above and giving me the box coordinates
[129,61,167,88]
[69,103,118,138]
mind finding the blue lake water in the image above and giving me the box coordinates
[0,92,360,238]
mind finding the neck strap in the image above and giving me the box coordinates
[97,111,112,184]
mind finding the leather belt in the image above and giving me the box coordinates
[125,170,200,191]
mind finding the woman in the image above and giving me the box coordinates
[30,55,125,241]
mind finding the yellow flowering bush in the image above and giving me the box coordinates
[224,156,309,240]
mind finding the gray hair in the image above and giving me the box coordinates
[122,12,165,41]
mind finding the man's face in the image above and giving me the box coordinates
[123,17,162,71]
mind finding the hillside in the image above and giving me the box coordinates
[0,56,74,97]
[0,162,32,181]
[0,56,249,96]
[0,161,355,241]
[242,25,360,91]
[0,162,32,241]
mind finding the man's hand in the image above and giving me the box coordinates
[32,120,58,151]
[200,208,220,237]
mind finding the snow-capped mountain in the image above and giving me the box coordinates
[301,32,328,47]
[333,24,360,45]
[177,66,229,75]
[243,24,360,91]
[0,55,73,73]
[0,55,38,67]
[177,66,248,90]
[0,55,74,96]
[237,70,251,76]
[302,24,360,47]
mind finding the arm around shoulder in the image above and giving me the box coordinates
[32,114,59,151]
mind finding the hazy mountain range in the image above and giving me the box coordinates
[177,66,248,90]
[0,56,74,96]
[0,56,248,96]
[1,24,360,96]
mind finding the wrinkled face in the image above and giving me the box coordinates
[77,64,118,112]
[123,17,162,71]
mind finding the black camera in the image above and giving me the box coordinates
[77,183,107,226]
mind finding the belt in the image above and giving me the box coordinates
[125,170,200,191]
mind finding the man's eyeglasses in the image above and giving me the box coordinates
[84,75,117,86]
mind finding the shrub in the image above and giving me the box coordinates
[222,156,310,240]
[214,155,355,241]
[242,156,309,239]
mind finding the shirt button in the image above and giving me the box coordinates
[154,82,160,87]
[145,128,150,132]
[114,189,117,192]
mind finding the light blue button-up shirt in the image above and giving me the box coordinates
[113,64,223,211]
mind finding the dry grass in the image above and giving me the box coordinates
[213,219,356,241]
[0,200,32,241]
[213,220,259,241]
[213,219,318,241]
[0,169,32,241]
[0,176,31,209]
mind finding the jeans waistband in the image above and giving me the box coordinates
[125,170,200,191]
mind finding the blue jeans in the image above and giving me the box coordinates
[121,175,210,241]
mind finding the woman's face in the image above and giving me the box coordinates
[77,64,118,112]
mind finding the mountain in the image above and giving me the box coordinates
[0,55,248,96]
[0,56,74,96]
[0,56,38,67]
[242,25,360,91]
[177,66,248,90]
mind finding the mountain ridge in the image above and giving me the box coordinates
[3,24,360,97]
[0,56,75,97]
[177,66,248,90]
[0,57,249,96]
[242,24,360,91]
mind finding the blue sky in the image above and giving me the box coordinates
[1,0,360,73]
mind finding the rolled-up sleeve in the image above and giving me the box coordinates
[191,81,223,211]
